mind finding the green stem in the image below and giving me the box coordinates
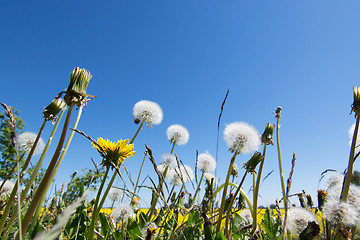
[33,106,83,222]
[192,171,205,205]
[132,151,147,198]
[252,144,267,233]
[215,151,238,233]
[225,169,249,239]
[130,120,144,144]
[276,117,287,208]
[18,103,75,239]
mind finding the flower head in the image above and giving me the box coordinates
[223,122,260,154]
[108,187,123,202]
[286,208,318,235]
[204,172,218,185]
[197,152,216,172]
[111,203,135,222]
[161,153,176,167]
[133,100,163,127]
[43,97,66,121]
[18,132,45,156]
[92,138,135,168]
[141,222,159,240]
[167,165,194,186]
[166,124,189,145]
[0,180,15,197]
[64,67,92,106]
[239,209,253,224]
[322,198,359,226]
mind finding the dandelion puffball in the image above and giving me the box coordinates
[17,132,45,156]
[166,124,189,145]
[223,122,260,154]
[197,152,216,172]
[133,100,163,126]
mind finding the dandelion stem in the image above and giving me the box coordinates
[215,151,238,234]
[276,114,287,210]
[18,102,75,239]
[252,144,267,233]
[132,151,147,198]
[192,171,204,205]
[130,120,145,144]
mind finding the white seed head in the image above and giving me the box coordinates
[17,132,45,156]
[0,180,15,196]
[323,198,359,226]
[161,153,176,167]
[167,165,194,185]
[133,100,163,126]
[166,124,189,145]
[204,172,218,185]
[223,122,260,154]
[108,187,123,202]
[197,152,216,172]
[111,203,135,222]
[239,209,253,224]
[286,207,317,235]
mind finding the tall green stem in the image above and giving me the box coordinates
[252,145,267,233]
[215,151,238,233]
[192,171,205,205]
[18,103,75,239]
[33,106,83,221]
[132,151,147,198]
[276,116,287,208]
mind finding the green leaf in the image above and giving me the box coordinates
[215,232,227,240]
[99,212,113,236]
[127,221,142,239]
[261,208,282,240]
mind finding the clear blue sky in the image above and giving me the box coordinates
[1,0,360,207]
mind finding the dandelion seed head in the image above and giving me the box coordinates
[0,180,15,196]
[133,100,163,126]
[111,203,135,222]
[286,207,317,235]
[239,209,253,224]
[108,187,123,202]
[197,152,216,172]
[161,153,176,167]
[204,172,218,185]
[17,132,45,156]
[166,124,189,145]
[157,163,172,176]
[324,172,344,191]
[141,222,158,240]
[323,198,359,226]
[167,165,194,185]
[223,122,260,154]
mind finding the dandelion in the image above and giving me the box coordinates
[223,122,260,154]
[286,207,318,235]
[197,152,216,172]
[161,153,176,167]
[133,100,163,126]
[204,172,218,185]
[167,165,194,185]
[322,198,359,226]
[91,138,135,167]
[166,124,189,145]
[18,132,45,156]
[108,187,123,202]
[0,180,15,197]
[239,209,253,224]
[64,67,92,106]
[111,203,135,222]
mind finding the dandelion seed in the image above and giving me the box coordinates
[108,187,123,202]
[0,180,15,197]
[286,207,318,235]
[223,122,260,154]
[204,172,218,185]
[133,100,163,127]
[111,204,135,222]
[197,152,216,172]
[18,132,45,156]
[91,138,135,167]
[166,124,189,145]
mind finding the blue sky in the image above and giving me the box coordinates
[1,0,360,207]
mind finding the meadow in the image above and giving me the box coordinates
[0,67,359,240]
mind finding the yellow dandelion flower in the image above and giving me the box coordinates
[92,137,135,167]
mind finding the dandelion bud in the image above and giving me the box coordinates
[317,190,327,211]
[243,152,264,173]
[231,163,238,177]
[306,194,314,208]
[261,123,275,145]
[64,67,92,106]
[275,106,282,118]
[352,87,360,116]
[43,97,66,121]
[297,193,307,208]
